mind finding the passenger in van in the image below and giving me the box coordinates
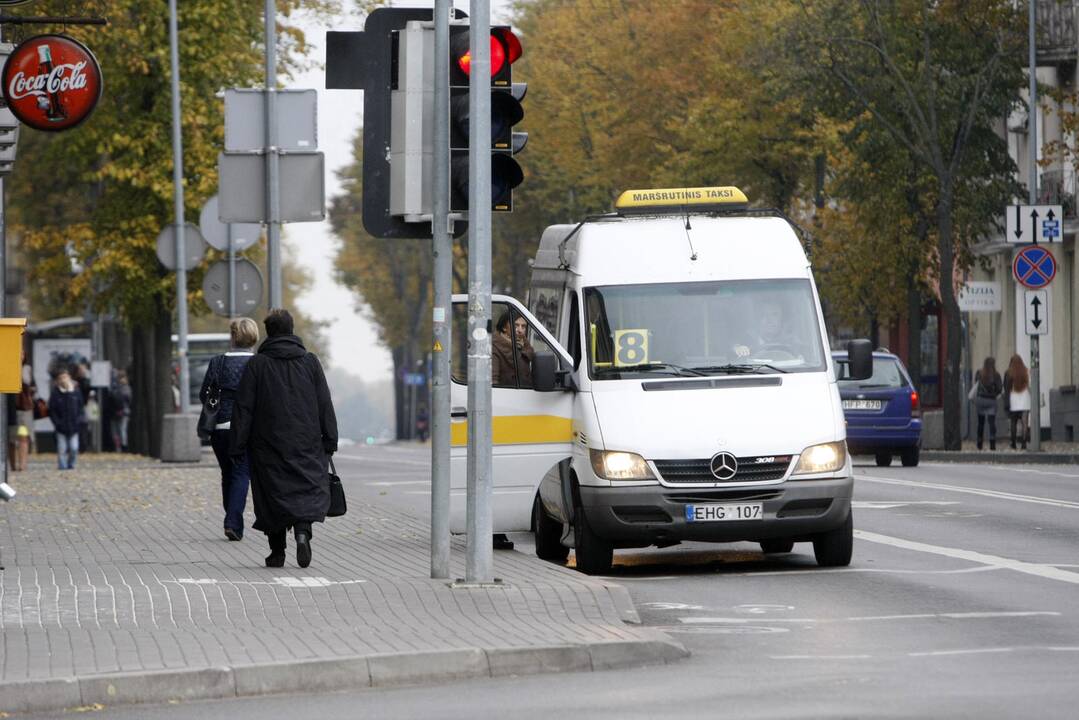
[492,311,534,388]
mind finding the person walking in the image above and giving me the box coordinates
[10,374,35,471]
[201,319,259,541]
[48,370,85,470]
[230,309,338,568]
[1004,354,1032,450]
[109,370,132,453]
[971,356,1002,451]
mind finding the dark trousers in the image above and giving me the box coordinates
[1009,411,1029,449]
[267,522,312,554]
[976,414,997,449]
[210,430,250,535]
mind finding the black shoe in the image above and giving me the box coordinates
[225,528,242,541]
[296,531,312,568]
[493,533,514,550]
[265,553,285,568]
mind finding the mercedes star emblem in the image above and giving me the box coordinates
[709,452,739,481]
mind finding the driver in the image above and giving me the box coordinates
[734,298,787,358]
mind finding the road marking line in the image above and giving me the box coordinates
[857,474,1079,509]
[679,611,1058,624]
[368,480,431,486]
[924,463,1079,479]
[772,654,873,660]
[853,501,960,509]
[856,529,1079,585]
[727,566,1000,577]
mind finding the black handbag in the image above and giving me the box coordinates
[327,457,347,517]
[197,381,221,440]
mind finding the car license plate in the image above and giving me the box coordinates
[685,503,763,522]
[842,399,882,410]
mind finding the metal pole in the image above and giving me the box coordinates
[430,0,452,580]
[265,0,282,309]
[465,0,493,584]
[227,224,236,318]
[167,0,190,414]
[1028,0,1041,451]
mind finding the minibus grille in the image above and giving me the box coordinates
[654,456,792,484]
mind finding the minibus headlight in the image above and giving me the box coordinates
[589,449,655,480]
[793,441,847,475]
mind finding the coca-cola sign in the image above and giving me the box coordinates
[2,34,102,132]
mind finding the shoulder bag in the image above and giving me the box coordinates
[327,457,347,517]
[197,380,220,440]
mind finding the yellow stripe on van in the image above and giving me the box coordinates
[450,415,573,447]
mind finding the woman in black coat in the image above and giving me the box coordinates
[230,309,338,568]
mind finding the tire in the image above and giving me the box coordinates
[813,511,853,567]
[533,495,570,562]
[760,539,795,554]
[573,507,613,575]
[900,445,920,467]
[875,452,893,467]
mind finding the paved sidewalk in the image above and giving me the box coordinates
[922,440,1079,464]
[0,455,684,715]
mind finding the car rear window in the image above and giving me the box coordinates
[835,358,906,389]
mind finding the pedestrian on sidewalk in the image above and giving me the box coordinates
[48,370,84,470]
[230,309,338,569]
[109,370,132,452]
[970,356,1002,450]
[1004,353,1031,450]
[201,318,259,541]
[9,373,35,471]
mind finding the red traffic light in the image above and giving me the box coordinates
[455,34,506,78]
[495,28,522,64]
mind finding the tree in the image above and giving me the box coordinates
[786,0,1026,449]
[8,0,333,455]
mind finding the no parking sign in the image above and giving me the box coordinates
[1013,245,1056,290]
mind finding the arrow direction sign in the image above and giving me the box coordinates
[1024,289,1048,336]
[1005,204,1063,243]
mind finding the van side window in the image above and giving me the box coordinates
[529,285,562,337]
[453,302,553,389]
[566,292,581,370]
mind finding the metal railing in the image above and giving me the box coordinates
[1038,0,1078,64]
[1039,167,1077,217]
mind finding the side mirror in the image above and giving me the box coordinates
[532,353,558,392]
[846,339,873,381]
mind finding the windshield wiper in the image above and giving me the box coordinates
[595,362,706,377]
[691,363,789,375]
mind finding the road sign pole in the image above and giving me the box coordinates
[465,0,494,584]
[1028,0,1041,452]
[430,0,452,581]
[228,223,236,318]
[168,0,190,414]
[265,0,282,309]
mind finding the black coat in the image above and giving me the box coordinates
[48,387,84,436]
[230,335,338,533]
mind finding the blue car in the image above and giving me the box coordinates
[833,351,922,467]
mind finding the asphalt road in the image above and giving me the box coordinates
[27,446,1079,719]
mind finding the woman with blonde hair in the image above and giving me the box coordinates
[200,317,260,540]
[1004,353,1031,450]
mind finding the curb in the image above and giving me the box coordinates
[921,451,1079,465]
[0,636,687,715]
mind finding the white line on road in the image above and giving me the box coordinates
[857,474,1079,510]
[925,463,1079,479]
[772,646,1079,660]
[856,529,1079,585]
[368,480,431,486]
[680,611,1059,625]
[726,565,1000,577]
[853,501,960,509]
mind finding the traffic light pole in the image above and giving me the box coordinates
[167,0,190,414]
[1028,0,1041,452]
[430,0,452,580]
[465,0,494,584]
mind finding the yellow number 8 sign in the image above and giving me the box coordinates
[614,329,649,367]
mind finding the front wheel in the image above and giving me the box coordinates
[813,511,853,567]
[533,495,570,562]
[900,445,920,467]
[573,508,613,575]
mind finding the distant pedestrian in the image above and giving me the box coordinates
[201,319,258,542]
[48,370,85,470]
[109,370,132,452]
[970,356,1002,451]
[1004,354,1031,451]
[230,309,338,568]
[10,371,36,470]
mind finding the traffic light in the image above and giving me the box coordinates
[448,25,526,212]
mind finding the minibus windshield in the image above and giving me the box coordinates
[584,279,826,379]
